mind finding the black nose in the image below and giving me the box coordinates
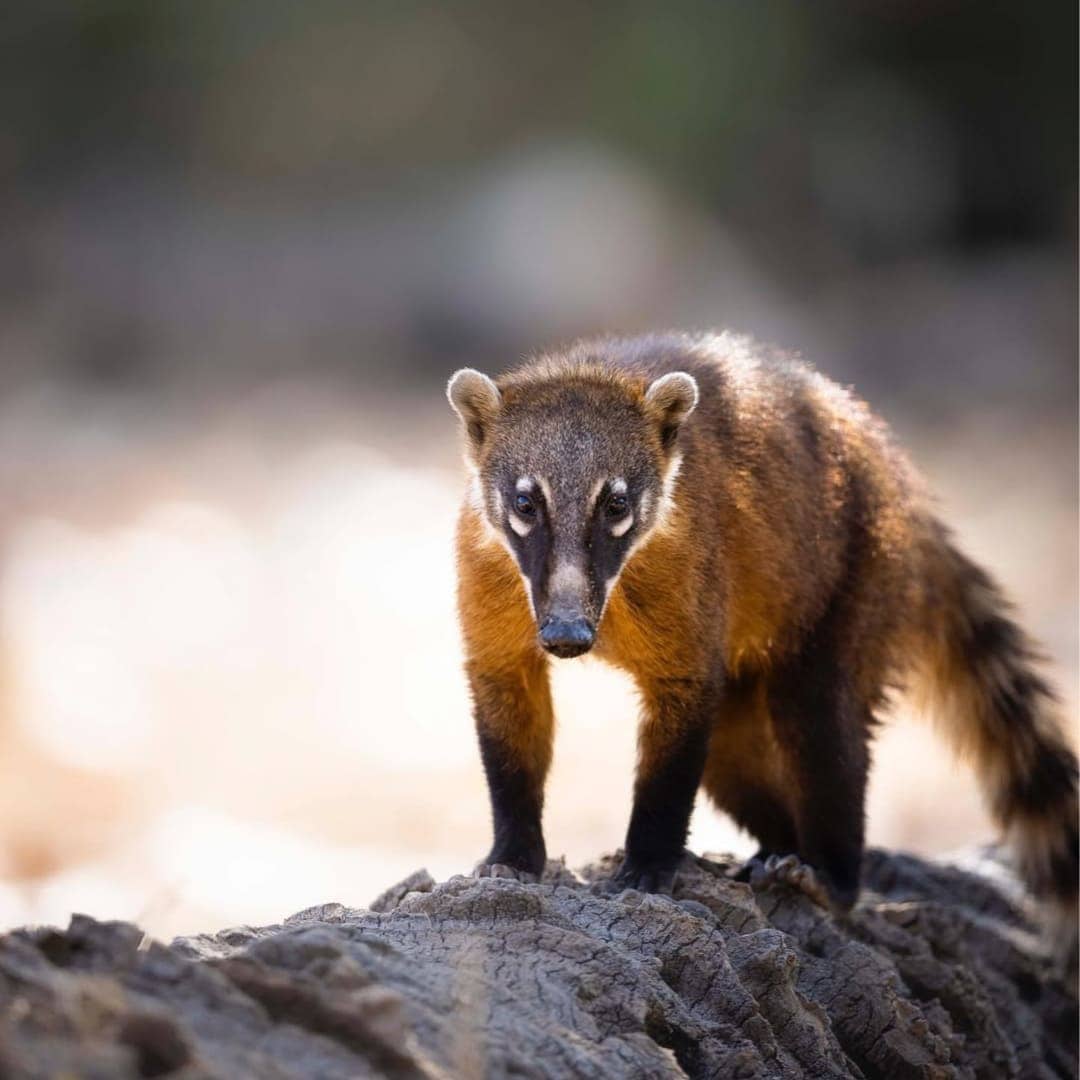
[539,616,596,658]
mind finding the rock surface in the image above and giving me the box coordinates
[0,849,1075,1078]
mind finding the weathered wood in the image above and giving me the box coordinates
[0,849,1075,1078]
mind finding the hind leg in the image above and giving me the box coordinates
[702,676,799,872]
[765,640,871,911]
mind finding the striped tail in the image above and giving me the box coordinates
[915,521,1078,948]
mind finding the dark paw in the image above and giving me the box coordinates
[611,856,679,895]
[473,862,541,883]
[818,866,859,912]
[474,844,546,883]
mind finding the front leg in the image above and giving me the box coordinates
[615,677,717,893]
[468,657,554,880]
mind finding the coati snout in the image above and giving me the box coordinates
[447,363,698,658]
[535,560,597,657]
[538,615,595,658]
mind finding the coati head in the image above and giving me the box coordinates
[447,361,698,658]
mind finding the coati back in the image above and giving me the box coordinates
[446,330,1078,942]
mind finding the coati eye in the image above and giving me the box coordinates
[514,493,537,517]
[606,493,629,518]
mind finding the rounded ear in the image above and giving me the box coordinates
[447,368,502,457]
[644,371,699,449]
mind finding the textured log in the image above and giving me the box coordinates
[0,849,1075,1078]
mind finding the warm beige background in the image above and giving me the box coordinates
[0,384,1073,939]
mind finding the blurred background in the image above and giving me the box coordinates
[0,2,1075,939]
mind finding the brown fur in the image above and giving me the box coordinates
[450,330,1077,938]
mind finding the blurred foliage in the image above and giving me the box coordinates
[0,1,1075,392]
[5,1,1074,240]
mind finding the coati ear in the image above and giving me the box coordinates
[644,371,699,450]
[447,368,502,458]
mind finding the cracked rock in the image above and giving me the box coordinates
[0,848,1074,1078]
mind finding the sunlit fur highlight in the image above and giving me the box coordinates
[652,453,683,536]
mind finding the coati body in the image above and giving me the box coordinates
[446,331,1077,934]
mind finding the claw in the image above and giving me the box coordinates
[751,853,833,909]
[473,861,541,884]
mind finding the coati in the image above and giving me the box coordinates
[446,330,1078,936]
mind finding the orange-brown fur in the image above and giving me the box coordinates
[450,331,1077,936]
[455,511,553,768]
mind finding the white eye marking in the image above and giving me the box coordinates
[536,476,554,516]
[511,477,539,535]
[610,477,627,496]
[598,462,681,603]
[508,513,533,537]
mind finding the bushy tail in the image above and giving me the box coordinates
[914,520,1078,943]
